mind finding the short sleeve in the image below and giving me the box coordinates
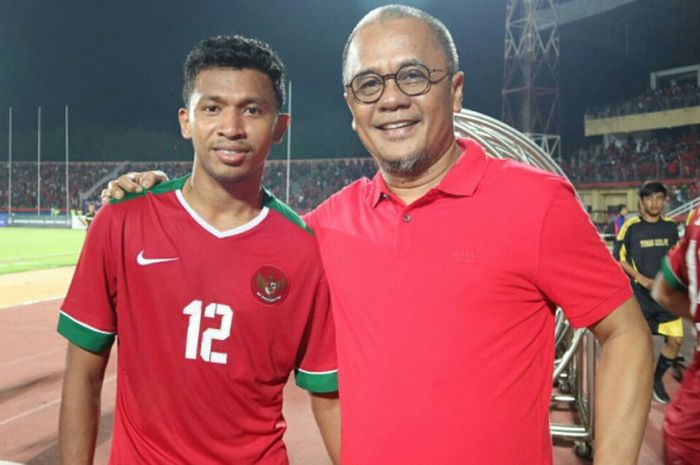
[612,218,632,262]
[536,181,632,328]
[57,206,117,352]
[294,273,338,393]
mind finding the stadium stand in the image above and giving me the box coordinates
[586,82,700,119]
[0,158,377,213]
[0,162,120,212]
[563,127,700,185]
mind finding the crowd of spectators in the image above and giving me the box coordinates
[563,128,700,184]
[667,181,700,210]
[0,162,120,212]
[586,81,700,119]
[263,158,377,212]
[124,158,378,212]
[2,141,695,214]
[0,158,377,213]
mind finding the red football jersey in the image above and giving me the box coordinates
[661,207,700,463]
[58,177,337,465]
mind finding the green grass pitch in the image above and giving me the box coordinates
[0,228,87,275]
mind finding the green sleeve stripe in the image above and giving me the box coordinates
[57,312,115,353]
[261,187,314,235]
[661,257,688,291]
[295,369,338,393]
[110,175,189,204]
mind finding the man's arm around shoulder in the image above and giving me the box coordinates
[588,296,652,465]
[59,342,111,465]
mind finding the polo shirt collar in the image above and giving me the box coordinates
[370,137,489,207]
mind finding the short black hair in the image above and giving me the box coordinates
[182,35,286,110]
[638,181,668,198]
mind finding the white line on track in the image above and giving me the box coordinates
[0,252,76,264]
[0,347,64,369]
[0,375,116,428]
[0,460,26,464]
[0,296,64,311]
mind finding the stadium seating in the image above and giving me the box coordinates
[586,82,700,119]
[564,128,700,185]
[0,158,377,214]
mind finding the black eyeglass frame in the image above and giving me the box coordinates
[345,63,451,104]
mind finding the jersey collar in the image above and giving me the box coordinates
[370,138,489,207]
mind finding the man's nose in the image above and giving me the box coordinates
[218,111,246,138]
[377,77,411,111]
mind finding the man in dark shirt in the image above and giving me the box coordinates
[614,181,681,404]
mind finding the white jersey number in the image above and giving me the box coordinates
[183,300,233,364]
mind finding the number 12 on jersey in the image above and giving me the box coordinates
[183,300,233,364]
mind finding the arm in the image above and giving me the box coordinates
[651,271,692,319]
[310,392,341,465]
[588,296,652,465]
[59,342,111,465]
[100,170,169,204]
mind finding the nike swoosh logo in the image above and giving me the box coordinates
[137,250,179,266]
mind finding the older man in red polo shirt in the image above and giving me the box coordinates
[306,8,651,464]
[106,5,653,465]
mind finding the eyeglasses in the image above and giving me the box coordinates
[345,63,450,104]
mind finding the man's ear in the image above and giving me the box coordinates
[451,71,465,114]
[344,91,357,132]
[272,113,291,144]
[178,107,192,139]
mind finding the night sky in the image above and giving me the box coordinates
[1,0,698,162]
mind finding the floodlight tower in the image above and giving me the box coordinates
[502,0,561,160]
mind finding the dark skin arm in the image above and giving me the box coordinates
[310,392,341,465]
[59,342,111,465]
[587,296,653,465]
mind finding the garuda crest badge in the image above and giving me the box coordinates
[251,266,290,305]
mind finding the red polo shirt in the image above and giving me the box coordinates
[305,138,632,465]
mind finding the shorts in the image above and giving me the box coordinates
[633,283,684,337]
[658,319,684,338]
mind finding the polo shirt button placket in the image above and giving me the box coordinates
[395,210,413,258]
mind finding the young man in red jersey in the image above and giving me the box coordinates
[104,6,652,465]
[58,35,339,465]
[653,207,700,464]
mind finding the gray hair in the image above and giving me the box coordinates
[342,4,459,84]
